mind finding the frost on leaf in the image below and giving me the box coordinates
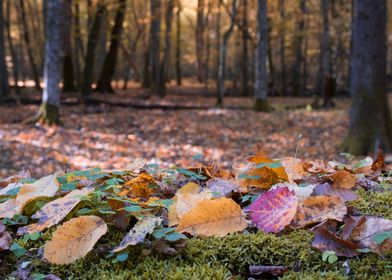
[43,215,107,264]
[248,187,297,233]
[176,197,248,237]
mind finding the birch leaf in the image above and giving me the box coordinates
[43,215,107,264]
[177,198,247,237]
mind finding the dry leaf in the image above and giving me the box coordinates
[239,164,279,190]
[247,153,289,181]
[248,187,297,233]
[329,171,357,189]
[271,182,315,202]
[281,157,308,182]
[177,197,247,237]
[44,216,107,264]
[125,173,156,198]
[312,183,359,202]
[291,195,347,229]
[112,216,162,252]
[206,178,239,198]
[17,187,94,235]
[0,198,24,219]
[168,183,212,226]
[0,224,12,251]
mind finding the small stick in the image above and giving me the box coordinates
[294,134,303,159]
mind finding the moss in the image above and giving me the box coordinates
[254,99,273,112]
[349,188,392,219]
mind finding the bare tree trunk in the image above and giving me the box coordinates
[196,0,205,83]
[5,0,19,93]
[149,0,161,95]
[279,0,286,96]
[81,3,105,95]
[291,0,306,96]
[216,0,237,106]
[73,1,83,89]
[158,0,175,96]
[343,0,392,154]
[0,0,8,98]
[62,0,76,92]
[254,0,269,111]
[35,0,64,125]
[96,0,127,93]
[215,0,221,84]
[203,0,212,89]
[241,0,249,96]
[175,0,182,85]
[19,0,41,91]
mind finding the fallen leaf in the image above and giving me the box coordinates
[44,215,107,264]
[0,224,12,251]
[371,150,385,174]
[125,173,156,198]
[312,183,359,202]
[291,195,347,229]
[271,182,315,202]
[311,222,359,257]
[248,265,289,277]
[247,187,297,233]
[239,164,279,190]
[281,157,308,182]
[112,216,162,252]
[177,197,247,237]
[329,171,357,189]
[206,178,239,198]
[168,183,212,226]
[17,187,95,235]
[0,198,23,219]
[303,160,335,174]
[247,153,289,181]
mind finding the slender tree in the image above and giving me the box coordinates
[148,0,161,95]
[254,0,269,111]
[5,0,19,93]
[196,0,205,83]
[175,0,182,85]
[0,0,8,98]
[62,0,76,92]
[96,0,127,93]
[343,0,392,154]
[279,0,286,95]
[241,0,249,96]
[35,0,64,125]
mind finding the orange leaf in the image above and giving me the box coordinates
[330,170,357,189]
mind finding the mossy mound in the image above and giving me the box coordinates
[2,189,391,279]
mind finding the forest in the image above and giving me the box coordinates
[0,0,392,279]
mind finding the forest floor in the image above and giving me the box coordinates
[0,85,351,178]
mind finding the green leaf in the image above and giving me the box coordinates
[10,243,26,258]
[78,208,93,215]
[115,252,129,262]
[373,231,392,245]
[238,173,261,180]
[31,273,47,280]
[27,232,41,241]
[61,182,77,191]
[328,254,338,264]
[165,232,187,241]
[123,205,143,212]
[98,208,116,215]
[6,186,21,196]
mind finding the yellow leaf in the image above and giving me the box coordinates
[177,198,248,237]
[239,165,279,190]
[44,215,107,264]
[16,174,59,205]
[125,173,156,198]
[17,187,94,235]
[247,153,289,181]
[168,183,212,226]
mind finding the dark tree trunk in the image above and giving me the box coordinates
[5,0,19,93]
[343,0,392,155]
[73,1,84,88]
[62,0,76,92]
[216,0,237,106]
[19,0,41,91]
[196,0,205,83]
[96,0,127,93]
[81,3,105,95]
[254,0,269,111]
[35,0,64,125]
[241,0,249,96]
[175,0,182,85]
[279,0,286,96]
[158,0,175,96]
[0,0,9,98]
[148,0,161,95]
[203,0,212,89]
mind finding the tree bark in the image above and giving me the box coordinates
[343,0,392,155]
[73,1,84,89]
[216,0,237,106]
[254,0,269,111]
[81,3,105,95]
[196,0,205,83]
[62,0,76,92]
[19,0,41,91]
[158,0,175,96]
[0,0,9,98]
[96,0,127,93]
[175,0,182,85]
[36,0,64,125]
[148,0,161,95]
[241,0,249,96]
[279,0,286,96]
[5,0,19,93]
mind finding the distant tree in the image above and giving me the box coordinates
[241,0,249,96]
[175,0,182,86]
[62,0,76,92]
[0,0,9,98]
[5,0,19,94]
[343,0,392,154]
[158,0,175,96]
[96,0,127,93]
[254,0,269,111]
[196,0,205,83]
[148,0,161,95]
[35,0,64,125]
[81,2,105,95]
[278,0,286,96]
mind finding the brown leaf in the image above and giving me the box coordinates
[177,198,248,237]
[206,178,239,198]
[44,216,107,264]
[371,150,385,173]
[247,153,289,181]
[281,157,308,182]
[312,183,359,202]
[0,224,12,251]
[329,170,357,189]
[291,195,347,229]
[248,265,289,277]
[239,165,279,190]
[125,173,156,198]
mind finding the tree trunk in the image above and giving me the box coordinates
[279,0,286,96]
[254,0,269,111]
[73,1,83,89]
[149,0,161,95]
[5,0,19,93]
[36,0,64,125]
[62,0,76,92]
[203,0,212,89]
[320,0,335,107]
[158,0,175,96]
[96,0,127,93]
[19,0,41,91]
[0,0,9,98]
[216,0,237,106]
[241,0,249,96]
[291,0,306,96]
[81,3,105,95]
[175,0,182,85]
[343,0,392,155]
[196,0,205,83]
